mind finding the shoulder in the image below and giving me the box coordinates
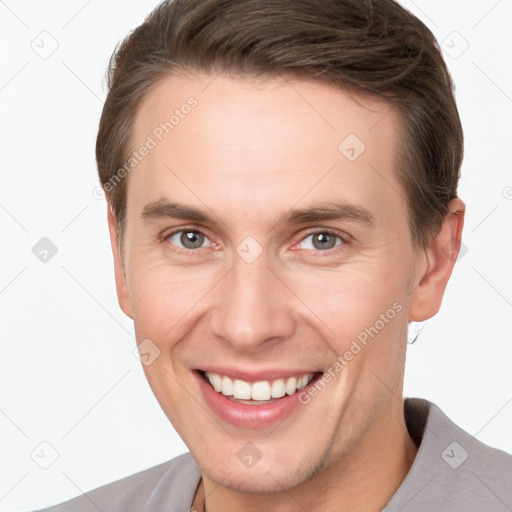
[385,398,512,511]
[30,452,201,512]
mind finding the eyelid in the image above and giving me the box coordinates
[161,226,218,251]
[160,226,349,255]
[293,228,348,247]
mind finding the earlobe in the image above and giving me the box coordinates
[409,198,465,322]
[107,205,133,319]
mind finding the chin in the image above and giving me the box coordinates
[198,449,326,494]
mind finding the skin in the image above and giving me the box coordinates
[107,72,465,511]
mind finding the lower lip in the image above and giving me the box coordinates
[194,371,320,428]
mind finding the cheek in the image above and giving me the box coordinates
[126,263,215,431]
[127,260,214,342]
[289,263,409,348]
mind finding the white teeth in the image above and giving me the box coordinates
[221,375,233,396]
[297,374,310,390]
[233,379,252,399]
[270,379,286,398]
[251,381,271,401]
[205,371,315,401]
[285,377,297,395]
[209,373,222,392]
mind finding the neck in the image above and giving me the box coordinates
[196,397,418,512]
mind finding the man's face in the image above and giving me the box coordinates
[113,73,427,492]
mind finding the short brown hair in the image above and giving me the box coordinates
[96,0,463,250]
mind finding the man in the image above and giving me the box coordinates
[34,0,512,510]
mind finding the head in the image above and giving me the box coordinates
[97,0,465,497]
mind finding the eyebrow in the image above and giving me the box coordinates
[140,199,374,226]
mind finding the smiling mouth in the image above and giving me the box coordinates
[199,370,323,404]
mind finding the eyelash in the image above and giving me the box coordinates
[161,227,347,256]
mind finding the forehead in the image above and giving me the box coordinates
[128,72,405,228]
[134,71,398,159]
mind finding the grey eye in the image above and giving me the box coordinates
[300,232,342,251]
[168,230,208,249]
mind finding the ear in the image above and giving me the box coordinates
[107,205,133,319]
[409,197,465,321]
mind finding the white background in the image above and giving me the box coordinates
[1,1,511,510]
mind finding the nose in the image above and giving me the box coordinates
[209,252,296,352]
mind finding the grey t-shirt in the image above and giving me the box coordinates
[31,398,512,511]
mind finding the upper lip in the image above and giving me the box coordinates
[196,367,322,382]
